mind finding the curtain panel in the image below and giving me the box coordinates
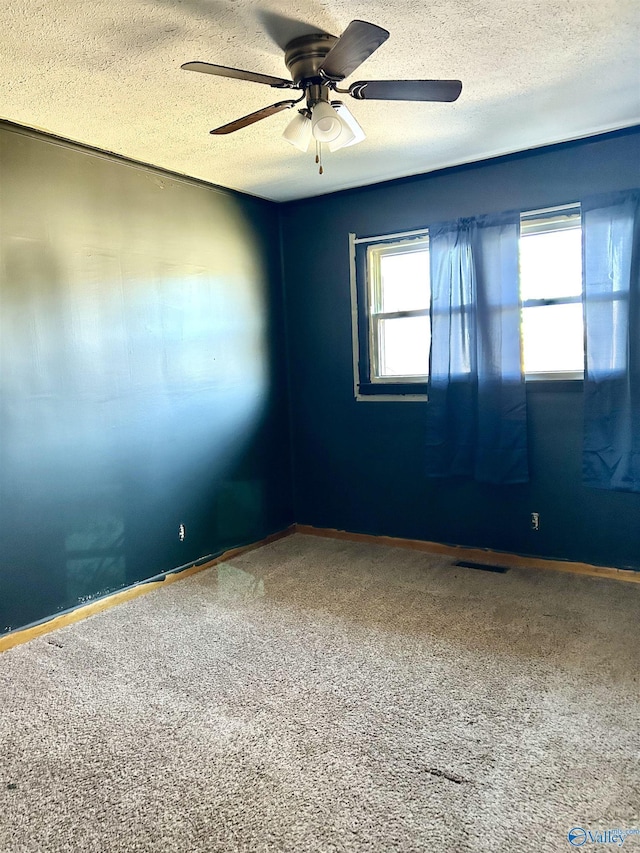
[583,189,640,492]
[425,212,528,484]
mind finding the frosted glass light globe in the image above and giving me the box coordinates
[311,101,342,143]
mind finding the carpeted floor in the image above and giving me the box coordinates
[1,533,639,852]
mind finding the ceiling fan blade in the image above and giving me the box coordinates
[348,79,462,102]
[182,61,295,89]
[210,100,298,135]
[319,20,389,81]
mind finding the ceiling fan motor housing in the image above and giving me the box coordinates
[284,34,338,88]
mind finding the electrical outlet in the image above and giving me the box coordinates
[178,523,186,542]
[531,512,540,531]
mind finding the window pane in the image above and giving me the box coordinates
[380,250,430,313]
[521,303,584,373]
[377,316,430,378]
[520,227,582,300]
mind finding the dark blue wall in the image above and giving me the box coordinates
[281,129,640,569]
[0,123,293,633]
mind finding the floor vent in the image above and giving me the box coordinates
[454,560,509,574]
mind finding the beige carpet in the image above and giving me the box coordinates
[1,533,639,852]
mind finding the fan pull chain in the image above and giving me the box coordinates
[315,141,323,175]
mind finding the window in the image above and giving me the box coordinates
[368,236,430,381]
[519,207,583,379]
[350,229,430,399]
[351,205,585,399]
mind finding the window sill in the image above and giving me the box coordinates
[525,377,583,392]
[355,377,584,401]
[356,381,428,401]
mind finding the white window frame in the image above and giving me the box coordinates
[349,229,429,402]
[519,204,584,381]
[367,235,430,384]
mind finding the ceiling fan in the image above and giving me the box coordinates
[182,19,462,173]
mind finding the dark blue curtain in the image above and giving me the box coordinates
[425,212,528,484]
[583,189,640,492]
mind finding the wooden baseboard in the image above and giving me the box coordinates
[0,526,295,654]
[4,522,637,654]
[295,524,640,584]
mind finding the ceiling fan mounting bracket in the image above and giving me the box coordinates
[284,34,338,86]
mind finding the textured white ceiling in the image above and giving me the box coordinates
[2,1,639,201]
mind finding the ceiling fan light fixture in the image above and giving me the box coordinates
[282,110,312,151]
[328,115,355,152]
[329,103,366,152]
[311,100,342,143]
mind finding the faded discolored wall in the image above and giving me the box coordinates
[0,123,293,633]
